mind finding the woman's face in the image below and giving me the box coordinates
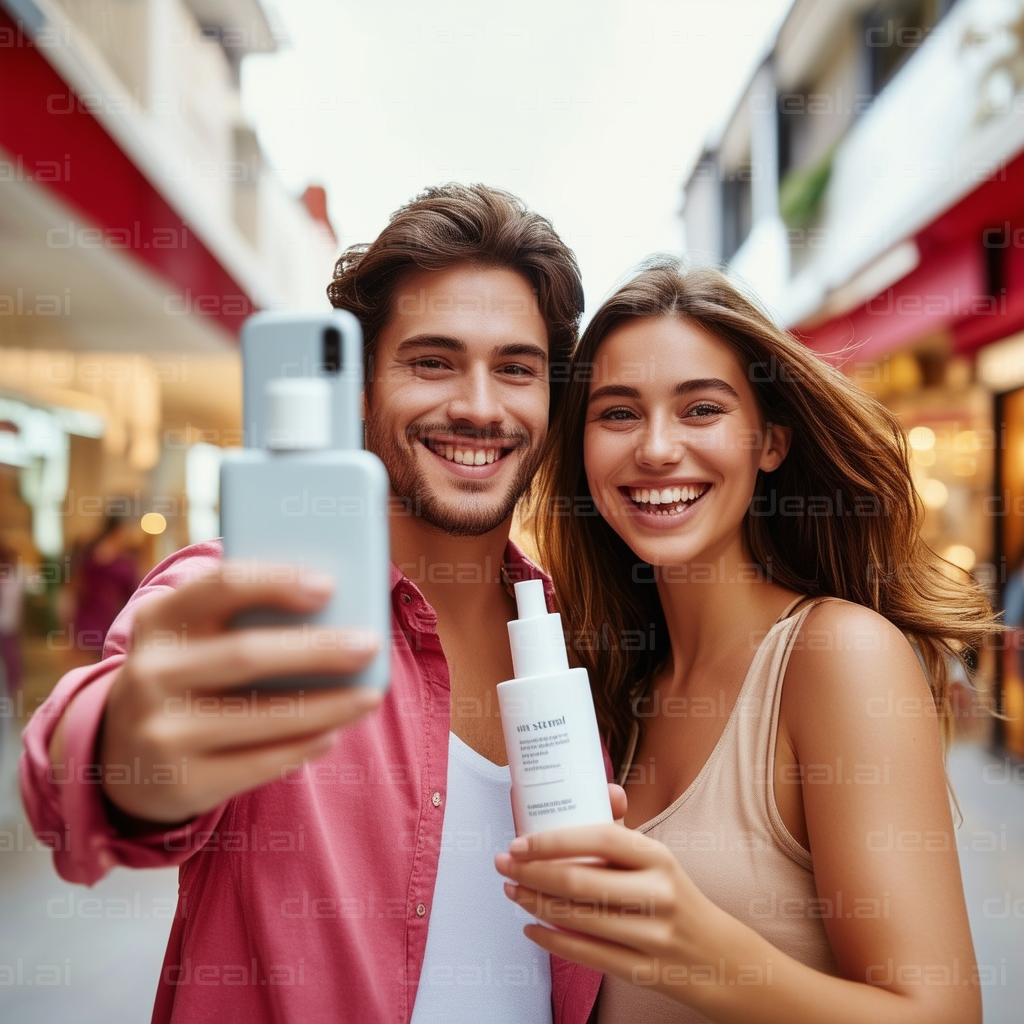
[583,316,788,569]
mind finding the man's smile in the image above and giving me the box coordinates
[413,433,525,479]
[419,436,518,466]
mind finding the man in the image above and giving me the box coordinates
[21,184,620,1023]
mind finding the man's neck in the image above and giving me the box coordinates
[389,509,519,765]
[389,510,514,615]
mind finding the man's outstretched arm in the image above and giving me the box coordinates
[21,541,383,884]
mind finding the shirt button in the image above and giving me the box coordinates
[400,593,411,605]
[431,791,442,807]
[415,903,427,917]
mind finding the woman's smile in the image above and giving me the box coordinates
[617,482,712,523]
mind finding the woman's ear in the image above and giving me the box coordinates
[760,422,792,473]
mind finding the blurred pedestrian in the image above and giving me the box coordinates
[0,534,23,698]
[65,514,141,666]
[999,543,1024,720]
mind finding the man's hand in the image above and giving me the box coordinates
[52,562,384,825]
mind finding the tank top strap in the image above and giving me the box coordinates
[772,593,818,626]
[746,595,844,868]
[617,596,837,790]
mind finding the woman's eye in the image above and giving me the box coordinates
[599,407,638,422]
[688,402,724,419]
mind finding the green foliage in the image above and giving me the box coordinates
[779,147,835,229]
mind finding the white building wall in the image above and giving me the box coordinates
[35,0,337,318]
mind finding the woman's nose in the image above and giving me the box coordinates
[636,415,683,467]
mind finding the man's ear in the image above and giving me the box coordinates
[760,422,792,473]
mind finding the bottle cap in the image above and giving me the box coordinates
[265,377,331,450]
[515,578,549,621]
[508,579,570,679]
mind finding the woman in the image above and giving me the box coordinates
[494,261,993,1023]
[63,513,141,668]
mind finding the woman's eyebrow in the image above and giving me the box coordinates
[588,384,640,404]
[674,378,739,399]
[588,378,740,404]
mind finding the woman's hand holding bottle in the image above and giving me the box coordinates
[495,824,740,1004]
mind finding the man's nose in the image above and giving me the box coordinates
[446,365,503,426]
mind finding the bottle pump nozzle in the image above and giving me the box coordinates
[508,579,570,680]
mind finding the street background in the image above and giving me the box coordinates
[2,0,1024,1021]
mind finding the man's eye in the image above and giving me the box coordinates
[501,364,534,377]
[412,358,447,371]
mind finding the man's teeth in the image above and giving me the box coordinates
[628,485,706,505]
[434,444,499,465]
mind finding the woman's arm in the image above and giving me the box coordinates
[495,603,981,1024]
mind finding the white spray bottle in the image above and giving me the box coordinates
[497,580,613,835]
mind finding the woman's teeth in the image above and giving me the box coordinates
[629,485,706,506]
[432,443,500,465]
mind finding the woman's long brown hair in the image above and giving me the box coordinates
[530,259,997,770]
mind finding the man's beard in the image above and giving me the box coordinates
[365,418,541,537]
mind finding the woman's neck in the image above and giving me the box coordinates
[654,536,799,691]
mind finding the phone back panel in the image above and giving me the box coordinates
[241,311,363,451]
[220,449,391,691]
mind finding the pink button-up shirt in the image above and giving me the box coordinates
[20,540,603,1024]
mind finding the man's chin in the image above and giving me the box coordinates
[410,493,518,538]
[375,438,540,537]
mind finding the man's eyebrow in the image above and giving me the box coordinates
[395,335,466,354]
[494,342,547,363]
[395,336,547,363]
[588,378,740,404]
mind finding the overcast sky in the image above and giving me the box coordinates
[241,0,793,314]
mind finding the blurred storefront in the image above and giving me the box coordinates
[0,0,338,713]
[681,0,1024,757]
[795,149,1024,759]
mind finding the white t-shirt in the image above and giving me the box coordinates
[410,732,553,1024]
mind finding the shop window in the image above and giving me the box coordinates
[863,0,959,97]
[995,386,1024,759]
[186,442,222,545]
[722,163,753,263]
[861,345,997,738]
[232,127,261,249]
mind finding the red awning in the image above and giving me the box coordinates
[0,8,254,336]
[796,145,1024,359]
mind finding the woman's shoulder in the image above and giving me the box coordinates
[796,595,909,646]
[782,597,930,727]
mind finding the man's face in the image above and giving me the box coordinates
[365,265,550,537]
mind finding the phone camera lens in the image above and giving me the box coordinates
[323,327,341,373]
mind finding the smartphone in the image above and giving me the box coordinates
[241,310,364,450]
[220,312,391,691]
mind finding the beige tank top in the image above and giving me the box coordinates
[597,597,841,1024]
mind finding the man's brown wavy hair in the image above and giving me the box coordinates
[531,259,998,770]
[327,183,584,414]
